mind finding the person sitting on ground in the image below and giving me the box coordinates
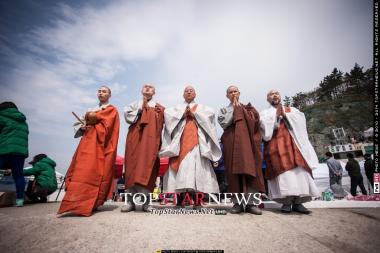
[24,154,57,203]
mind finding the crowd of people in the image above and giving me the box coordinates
[0,84,375,216]
[326,151,375,198]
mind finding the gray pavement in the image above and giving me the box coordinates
[0,202,379,253]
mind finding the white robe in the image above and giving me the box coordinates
[160,101,222,193]
[260,106,320,199]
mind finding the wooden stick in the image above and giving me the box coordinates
[72,111,85,125]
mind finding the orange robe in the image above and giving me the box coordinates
[169,105,198,172]
[58,105,120,216]
[124,105,164,191]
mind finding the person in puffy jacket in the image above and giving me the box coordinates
[0,101,29,207]
[24,154,57,203]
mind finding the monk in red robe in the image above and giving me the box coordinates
[121,84,164,212]
[218,85,265,215]
[58,86,120,216]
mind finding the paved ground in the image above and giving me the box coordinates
[0,202,379,253]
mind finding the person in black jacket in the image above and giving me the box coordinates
[345,153,367,196]
[364,154,374,190]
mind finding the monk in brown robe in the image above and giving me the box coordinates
[260,89,319,214]
[58,86,120,216]
[121,84,164,212]
[218,85,265,215]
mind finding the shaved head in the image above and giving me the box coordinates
[184,85,195,91]
[100,85,111,95]
[226,85,239,95]
[97,86,111,104]
[141,83,155,100]
[226,85,240,103]
[266,89,281,106]
[267,89,279,97]
[183,85,196,103]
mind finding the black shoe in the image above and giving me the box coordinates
[292,204,311,214]
[175,193,184,207]
[142,203,153,212]
[245,205,262,215]
[230,203,244,214]
[142,193,153,212]
[280,204,292,213]
[120,202,135,212]
[39,197,48,203]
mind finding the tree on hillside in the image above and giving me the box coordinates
[317,68,344,101]
[283,96,291,106]
[363,66,374,96]
[289,64,372,108]
[291,92,308,109]
[344,63,365,94]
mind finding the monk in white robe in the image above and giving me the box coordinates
[260,89,319,214]
[160,86,221,207]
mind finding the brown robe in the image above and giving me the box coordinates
[264,107,312,180]
[58,105,120,217]
[124,104,164,192]
[221,103,265,193]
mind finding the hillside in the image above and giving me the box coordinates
[304,94,373,159]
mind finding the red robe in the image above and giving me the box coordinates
[264,107,312,180]
[124,104,164,191]
[221,103,265,193]
[58,105,120,216]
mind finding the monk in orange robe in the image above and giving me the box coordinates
[121,84,164,212]
[58,86,120,216]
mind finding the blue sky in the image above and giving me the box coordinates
[0,0,373,173]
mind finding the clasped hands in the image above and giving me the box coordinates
[80,111,98,131]
[232,96,241,108]
[276,104,286,120]
[184,105,195,118]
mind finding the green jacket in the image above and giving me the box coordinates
[0,108,29,157]
[345,158,362,178]
[23,157,57,192]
